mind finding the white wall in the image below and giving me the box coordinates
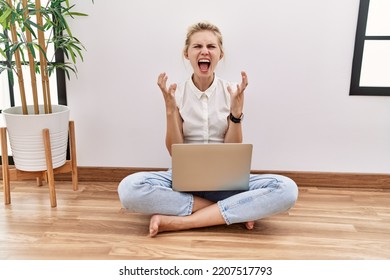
[66,0,390,173]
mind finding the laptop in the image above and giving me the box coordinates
[171,143,253,192]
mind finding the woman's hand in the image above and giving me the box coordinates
[227,71,248,118]
[157,72,177,114]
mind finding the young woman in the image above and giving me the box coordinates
[118,22,298,237]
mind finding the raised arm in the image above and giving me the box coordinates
[224,71,248,143]
[157,73,184,155]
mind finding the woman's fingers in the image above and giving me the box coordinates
[240,71,248,93]
[157,73,176,97]
[169,83,177,94]
[157,72,168,90]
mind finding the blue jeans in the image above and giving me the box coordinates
[117,170,298,225]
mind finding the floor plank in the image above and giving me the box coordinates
[1,181,390,260]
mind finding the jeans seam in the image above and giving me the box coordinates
[217,201,231,225]
[186,194,194,216]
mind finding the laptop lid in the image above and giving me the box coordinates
[171,143,253,192]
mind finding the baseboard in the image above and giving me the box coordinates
[51,166,390,189]
[2,165,389,188]
[55,166,164,183]
[251,170,390,188]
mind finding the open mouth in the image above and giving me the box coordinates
[198,59,210,72]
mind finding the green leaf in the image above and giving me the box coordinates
[68,12,88,17]
[26,42,36,58]
[0,48,6,59]
[0,8,12,26]
[24,20,38,39]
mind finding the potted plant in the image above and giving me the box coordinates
[0,0,88,171]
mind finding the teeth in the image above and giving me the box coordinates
[199,59,210,63]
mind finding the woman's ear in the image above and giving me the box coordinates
[220,52,224,60]
[184,51,189,60]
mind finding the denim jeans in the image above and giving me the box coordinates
[118,170,298,225]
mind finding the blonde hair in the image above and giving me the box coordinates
[183,21,224,57]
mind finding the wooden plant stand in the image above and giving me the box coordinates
[1,121,78,208]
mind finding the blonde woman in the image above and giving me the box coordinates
[118,22,298,237]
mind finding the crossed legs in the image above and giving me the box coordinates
[149,196,254,237]
[118,171,297,238]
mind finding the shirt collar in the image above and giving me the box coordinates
[189,75,217,99]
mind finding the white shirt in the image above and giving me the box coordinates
[175,76,236,143]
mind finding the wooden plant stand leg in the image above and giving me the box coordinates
[1,121,77,207]
[36,176,43,187]
[43,128,57,208]
[1,127,11,205]
[69,121,78,191]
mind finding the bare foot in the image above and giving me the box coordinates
[149,214,184,237]
[244,221,255,230]
[150,214,255,237]
[149,215,161,237]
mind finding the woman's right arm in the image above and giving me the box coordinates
[157,73,184,155]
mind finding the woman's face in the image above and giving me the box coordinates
[185,30,223,79]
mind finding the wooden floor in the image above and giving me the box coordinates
[0,180,390,260]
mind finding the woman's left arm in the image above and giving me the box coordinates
[224,71,248,143]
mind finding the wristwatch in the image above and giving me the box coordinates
[229,112,244,123]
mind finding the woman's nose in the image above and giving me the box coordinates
[200,47,208,54]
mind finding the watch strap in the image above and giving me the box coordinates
[229,113,243,123]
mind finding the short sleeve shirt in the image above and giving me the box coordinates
[175,76,236,143]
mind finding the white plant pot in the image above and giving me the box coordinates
[2,105,70,172]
